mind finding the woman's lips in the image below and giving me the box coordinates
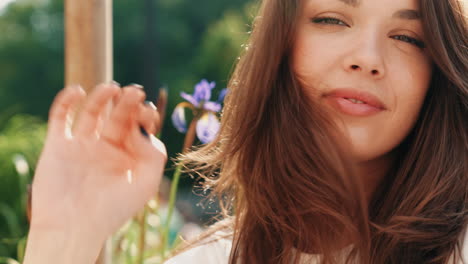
[323,89,387,117]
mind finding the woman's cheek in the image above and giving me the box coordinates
[372,99,424,159]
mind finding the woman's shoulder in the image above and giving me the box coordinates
[164,227,234,264]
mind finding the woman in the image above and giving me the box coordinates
[23,0,467,263]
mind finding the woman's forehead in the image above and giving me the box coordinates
[304,0,421,9]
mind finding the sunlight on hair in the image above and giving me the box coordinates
[460,0,467,15]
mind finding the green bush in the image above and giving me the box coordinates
[0,114,46,261]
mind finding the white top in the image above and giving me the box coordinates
[164,231,234,264]
[165,228,468,264]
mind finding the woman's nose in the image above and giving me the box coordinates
[343,36,386,79]
[349,64,383,77]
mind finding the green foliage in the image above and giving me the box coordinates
[193,3,257,80]
[111,201,185,264]
[0,114,46,259]
[0,257,20,264]
[0,0,64,118]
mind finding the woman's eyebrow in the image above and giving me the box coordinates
[393,9,421,20]
[338,0,360,7]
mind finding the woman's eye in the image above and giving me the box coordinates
[391,35,426,49]
[311,17,348,26]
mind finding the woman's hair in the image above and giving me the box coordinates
[175,0,468,263]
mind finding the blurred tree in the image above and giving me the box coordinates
[0,0,253,118]
[142,0,159,103]
[0,0,64,120]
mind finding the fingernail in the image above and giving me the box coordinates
[140,125,149,138]
[128,83,144,89]
[111,81,121,87]
[144,101,158,111]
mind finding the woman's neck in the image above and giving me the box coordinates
[356,151,396,204]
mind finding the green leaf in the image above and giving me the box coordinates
[0,204,21,237]
[0,257,20,264]
[15,236,26,263]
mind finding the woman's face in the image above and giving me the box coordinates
[292,0,433,163]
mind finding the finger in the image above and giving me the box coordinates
[128,116,167,162]
[73,83,121,138]
[138,102,160,136]
[134,133,167,202]
[123,118,167,202]
[48,85,86,138]
[100,86,146,146]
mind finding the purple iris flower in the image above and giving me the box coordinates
[171,79,227,144]
[196,112,221,144]
[171,105,188,133]
[180,79,221,112]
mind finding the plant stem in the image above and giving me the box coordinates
[136,206,148,264]
[161,117,198,258]
[182,116,198,152]
[161,163,182,257]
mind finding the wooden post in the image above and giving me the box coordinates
[64,0,113,263]
[65,0,113,92]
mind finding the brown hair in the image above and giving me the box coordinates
[175,0,468,263]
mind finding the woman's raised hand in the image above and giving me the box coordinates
[24,83,167,263]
